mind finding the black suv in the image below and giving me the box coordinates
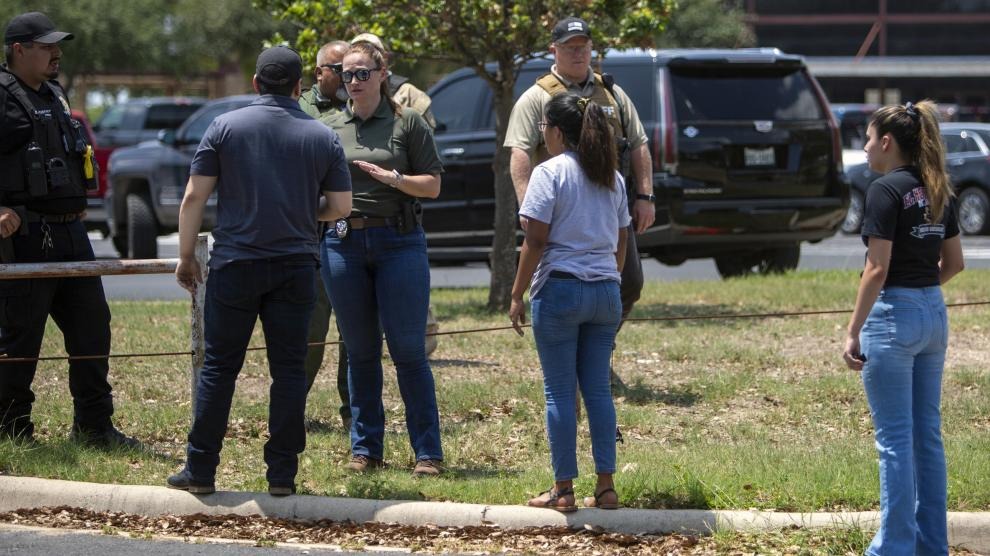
[843,123,990,236]
[426,48,848,277]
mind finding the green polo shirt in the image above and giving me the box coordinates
[320,98,443,218]
[298,87,343,119]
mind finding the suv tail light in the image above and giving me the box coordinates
[654,68,678,174]
[808,72,843,177]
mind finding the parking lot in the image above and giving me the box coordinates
[90,232,990,300]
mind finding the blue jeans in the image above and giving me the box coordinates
[322,225,442,462]
[860,286,949,556]
[186,257,316,488]
[531,275,621,481]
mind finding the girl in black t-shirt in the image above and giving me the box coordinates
[843,100,964,556]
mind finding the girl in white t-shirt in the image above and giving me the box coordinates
[510,92,630,512]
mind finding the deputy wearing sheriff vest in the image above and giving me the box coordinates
[0,12,139,448]
[504,16,655,391]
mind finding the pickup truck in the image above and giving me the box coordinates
[107,95,251,258]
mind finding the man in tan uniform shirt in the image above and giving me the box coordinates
[505,16,656,389]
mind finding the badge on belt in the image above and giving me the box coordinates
[334,218,349,239]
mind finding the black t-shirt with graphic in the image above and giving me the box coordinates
[861,165,959,288]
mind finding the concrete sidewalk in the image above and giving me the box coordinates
[0,476,987,553]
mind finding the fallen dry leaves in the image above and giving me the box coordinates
[0,506,709,554]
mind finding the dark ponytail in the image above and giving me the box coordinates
[870,99,952,223]
[545,92,617,189]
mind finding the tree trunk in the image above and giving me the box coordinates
[486,72,519,312]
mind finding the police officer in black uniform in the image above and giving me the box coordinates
[0,12,138,448]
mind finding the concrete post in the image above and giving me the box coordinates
[190,234,209,420]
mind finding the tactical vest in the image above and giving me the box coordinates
[534,72,628,171]
[0,68,94,205]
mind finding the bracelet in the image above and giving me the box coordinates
[391,169,402,188]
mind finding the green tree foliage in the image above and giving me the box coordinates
[256,0,675,310]
[0,0,283,91]
[655,0,753,48]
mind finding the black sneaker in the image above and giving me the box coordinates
[166,468,216,494]
[268,484,296,497]
[70,425,142,450]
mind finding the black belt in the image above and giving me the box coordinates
[347,216,398,230]
[549,270,579,279]
[25,211,79,224]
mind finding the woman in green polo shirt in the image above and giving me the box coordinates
[318,41,445,477]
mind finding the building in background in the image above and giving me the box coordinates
[744,0,990,121]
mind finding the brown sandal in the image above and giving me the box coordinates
[583,487,620,510]
[527,487,578,513]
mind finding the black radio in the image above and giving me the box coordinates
[25,142,48,196]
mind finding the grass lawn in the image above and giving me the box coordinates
[2,269,988,517]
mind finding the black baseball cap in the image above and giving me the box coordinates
[4,12,73,45]
[551,16,591,44]
[255,46,303,86]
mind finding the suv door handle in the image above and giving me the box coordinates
[441,147,465,158]
[948,158,965,166]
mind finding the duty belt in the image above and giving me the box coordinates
[25,211,80,223]
[347,216,398,230]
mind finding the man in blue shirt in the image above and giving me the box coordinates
[168,46,352,496]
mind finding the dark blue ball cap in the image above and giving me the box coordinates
[5,11,73,45]
[255,45,303,86]
[552,16,591,44]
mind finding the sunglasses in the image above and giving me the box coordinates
[340,67,381,83]
[321,63,343,74]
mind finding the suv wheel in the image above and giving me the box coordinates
[841,191,864,234]
[111,233,128,257]
[715,244,800,279]
[958,187,989,235]
[759,244,801,274]
[714,252,762,279]
[126,193,159,259]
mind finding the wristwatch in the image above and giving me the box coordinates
[391,169,403,188]
[635,193,656,202]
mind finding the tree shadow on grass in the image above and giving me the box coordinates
[304,419,348,435]
[624,302,768,329]
[615,380,703,407]
[430,359,500,369]
[441,466,524,481]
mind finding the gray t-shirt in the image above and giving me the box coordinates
[518,151,631,297]
[190,95,351,268]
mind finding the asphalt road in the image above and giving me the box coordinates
[89,233,990,300]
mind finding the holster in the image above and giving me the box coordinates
[397,199,423,234]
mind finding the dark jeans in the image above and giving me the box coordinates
[0,220,113,438]
[303,277,351,422]
[185,257,316,488]
[322,225,442,462]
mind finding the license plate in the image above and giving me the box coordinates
[744,147,775,167]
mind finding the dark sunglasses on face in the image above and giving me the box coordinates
[321,63,343,74]
[340,67,381,83]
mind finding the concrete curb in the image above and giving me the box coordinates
[0,476,987,553]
